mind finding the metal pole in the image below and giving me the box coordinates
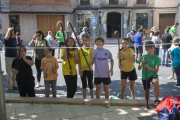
[0,52,7,120]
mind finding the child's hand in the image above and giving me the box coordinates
[141,57,146,64]
[89,38,95,46]
[145,64,149,69]
[109,68,113,76]
[119,64,122,69]
[119,51,124,57]
[74,48,78,55]
[44,72,48,78]
[53,69,57,74]
[79,70,83,77]
[14,70,19,74]
[23,55,26,61]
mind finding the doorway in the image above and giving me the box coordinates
[9,15,20,34]
[107,12,121,38]
[159,14,175,36]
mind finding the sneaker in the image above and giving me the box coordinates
[35,82,40,88]
[174,84,180,88]
[57,56,60,59]
[161,64,165,67]
[8,89,13,93]
[154,100,160,107]
[165,64,171,67]
[12,86,18,90]
[168,76,176,80]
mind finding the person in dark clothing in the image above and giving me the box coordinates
[11,46,35,97]
[161,27,173,67]
[16,32,21,46]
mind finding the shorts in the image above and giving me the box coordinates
[154,48,159,56]
[135,46,143,54]
[59,42,65,47]
[142,75,158,90]
[94,77,111,85]
[121,68,137,80]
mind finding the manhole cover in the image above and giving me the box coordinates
[138,115,158,120]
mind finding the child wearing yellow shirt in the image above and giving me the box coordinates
[118,38,137,100]
[78,35,94,99]
[61,37,79,98]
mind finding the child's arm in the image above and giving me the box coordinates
[89,38,95,59]
[61,49,67,61]
[119,51,135,63]
[74,49,79,64]
[138,57,145,70]
[145,64,159,72]
[11,68,18,74]
[171,55,173,61]
[109,58,114,76]
[23,56,34,66]
[80,59,94,72]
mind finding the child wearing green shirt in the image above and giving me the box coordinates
[138,41,161,106]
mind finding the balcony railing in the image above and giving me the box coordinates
[80,0,90,5]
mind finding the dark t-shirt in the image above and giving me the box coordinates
[12,56,34,85]
[161,33,172,49]
[4,37,18,57]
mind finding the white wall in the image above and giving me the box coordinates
[0,13,10,38]
[155,0,180,7]
[64,13,77,33]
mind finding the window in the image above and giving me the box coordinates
[9,15,20,34]
[136,13,148,30]
[80,0,90,5]
[109,0,118,5]
[77,14,91,34]
[137,0,146,4]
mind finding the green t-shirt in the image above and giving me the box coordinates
[170,26,176,38]
[56,31,67,42]
[138,54,161,80]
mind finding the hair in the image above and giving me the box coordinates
[83,27,87,32]
[65,37,75,57]
[175,23,179,25]
[45,47,53,52]
[154,30,160,36]
[165,27,170,33]
[95,37,105,43]
[82,34,90,40]
[151,26,158,32]
[145,41,155,49]
[48,31,52,34]
[18,45,26,51]
[16,32,20,36]
[36,30,44,40]
[131,30,135,33]
[138,29,143,33]
[122,38,129,43]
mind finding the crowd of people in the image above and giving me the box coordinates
[3,22,180,107]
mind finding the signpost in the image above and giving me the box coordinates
[91,18,97,39]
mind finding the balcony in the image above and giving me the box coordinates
[102,0,127,7]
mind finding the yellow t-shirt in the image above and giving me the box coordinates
[41,57,59,80]
[78,48,93,71]
[117,48,135,72]
[61,49,77,75]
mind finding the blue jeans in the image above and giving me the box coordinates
[174,67,180,85]
[161,48,169,65]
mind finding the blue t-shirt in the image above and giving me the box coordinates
[4,37,18,57]
[170,47,180,68]
[46,35,57,48]
[135,33,143,45]
[17,36,21,45]
[94,48,112,78]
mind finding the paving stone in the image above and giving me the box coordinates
[105,106,131,112]
[111,99,139,106]
[99,111,128,118]
[6,97,33,103]
[49,104,83,111]
[6,109,16,119]
[35,109,73,120]
[70,105,107,117]
[16,104,51,116]
[6,103,32,109]
[74,115,103,120]
[102,115,131,120]
[8,115,36,120]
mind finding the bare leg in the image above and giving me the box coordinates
[90,89,94,99]
[129,80,135,100]
[83,88,87,99]
[96,84,101,99]
[58,48,60,57]
[103,85,109,99]
[121,79,127,99]
[172,70,175,77]
[152,78,159,100]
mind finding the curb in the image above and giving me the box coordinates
[5,96,154,106]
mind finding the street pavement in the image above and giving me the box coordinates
[2,42,179,100]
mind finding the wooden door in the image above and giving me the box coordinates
[37,15,64,38]
[9,15,20,34]
[159,14,175,37]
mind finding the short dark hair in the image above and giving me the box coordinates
[175,23,179,25]
[95,37,105,43]
[45,47,53,52]
[145,41,155,49]
[138,29,143,33]
[16,32,20,36]
[36,30,45,40]
[82,34,90,40]
[131,30,135,33]
[18,45,26,51]
[154,30,160,36]
[122,38,129,43]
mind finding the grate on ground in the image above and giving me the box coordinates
[137,115,158,120]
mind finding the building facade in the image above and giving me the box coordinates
[153,0,180,37]
[0,0,155,41]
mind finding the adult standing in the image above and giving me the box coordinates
[16,32,21,46]
[80,27,89,40]
[56,26,67,58]
[71,28,78,46]
[4,27,18,93]
[29,30,50,88]
[46,31,57,56]
[152,30,161,56]
[161,27,172,67]
[170,23,179,38]
[126,30,135,51]
[135,29,144,63]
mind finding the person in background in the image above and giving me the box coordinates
[135,29,145,63]
[126,30,135,52]
[161,27,172,67]
[16,32,21,46]
[170,23,179,38]
[46,31,57,57]
[4,28,18,93]
[80,27,89,41]
[71,28,78,46]
[11,46,35,97]
[152,30,161,56]
[168,37,180,80]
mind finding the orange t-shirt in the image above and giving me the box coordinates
[41,57,59,80]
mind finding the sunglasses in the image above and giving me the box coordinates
[44,51,50,53]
